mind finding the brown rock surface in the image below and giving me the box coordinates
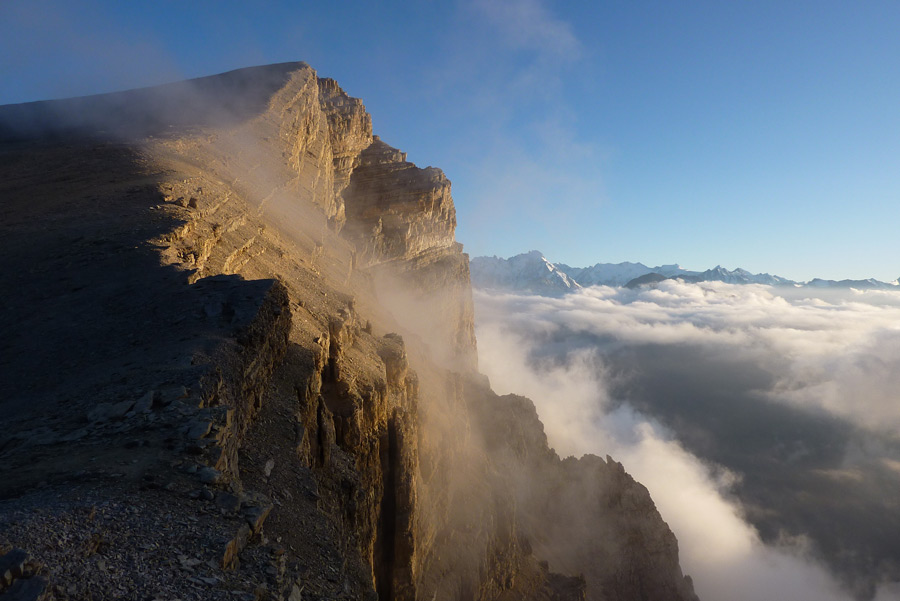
[0,63,698,601]
[343,136,456,264]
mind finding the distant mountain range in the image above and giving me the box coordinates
[469,251,899,295]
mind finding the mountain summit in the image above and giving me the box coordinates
[469,250,580,295]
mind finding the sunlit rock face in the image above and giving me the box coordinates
[342,134,477,373]
[259,67,374,229]
[317,76,374,229]
[343,136,457,264]
[0,63,697,601]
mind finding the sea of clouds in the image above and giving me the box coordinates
[474,280,900,601]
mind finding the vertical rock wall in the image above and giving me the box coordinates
[304,65,697,600]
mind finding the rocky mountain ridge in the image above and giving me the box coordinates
[471,251,898,295]
[0,63,697,601]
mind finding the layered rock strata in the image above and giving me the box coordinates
[343,137,456,263]
[0,63,697,601]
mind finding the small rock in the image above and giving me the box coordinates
[160,385,189,405]
[179,556,202,568]
[60,428,89,442]
[222,524,251,570]
[199,467,223,485]
[288,583,303,601]
[0,548,28,586]
[243,502,274,535]
[133,390,156,413]
[263,458,275,478]
[2,576,47,600]
[183,420,212,439]
[200,488,215,501]
[216,492,241,513]
[185,442,208,455]
[87,403,114,423]
[88,399,135,423]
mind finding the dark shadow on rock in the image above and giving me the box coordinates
[0,135,276,499]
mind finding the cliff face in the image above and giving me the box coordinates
[343,137,456,263]
[0,63,696,601]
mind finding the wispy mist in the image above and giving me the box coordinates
[474,280,900,600]
[468,0,582,63]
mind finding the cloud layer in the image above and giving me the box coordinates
[474,280,900,601]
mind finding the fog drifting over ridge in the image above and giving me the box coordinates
[473,280,900,601]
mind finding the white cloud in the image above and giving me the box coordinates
[474,281,900,600]
[477,281,900,432]
[467,0,582,61]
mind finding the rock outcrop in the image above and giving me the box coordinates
[0,63,697,601]
[343,137,456,264]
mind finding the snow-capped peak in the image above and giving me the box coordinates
[470,253,895,294]
[469,251,581,295]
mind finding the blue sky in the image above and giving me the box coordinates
[2,0,898,281]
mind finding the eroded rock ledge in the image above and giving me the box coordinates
[343,136,456,264]
[0,63,698,601]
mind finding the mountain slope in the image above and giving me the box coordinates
[0,64,697,601]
